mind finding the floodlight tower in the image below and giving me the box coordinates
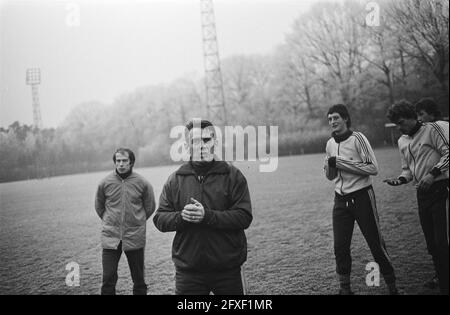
[26,68,43,129]
[200,0,227,125]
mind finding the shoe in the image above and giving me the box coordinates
[337,274,353,295]
[424,275,439,289]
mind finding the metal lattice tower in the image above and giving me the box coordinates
[200,0,227,125]
[26,68,43,129]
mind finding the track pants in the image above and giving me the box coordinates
[101,241,147,295]
[333,186,395,283]
[417,180,449,295]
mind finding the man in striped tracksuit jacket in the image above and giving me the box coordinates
[324,104,398,295]
[386,100,449,295]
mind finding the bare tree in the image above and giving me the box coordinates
[279,42,318,117]
[222,55,278,124]
[359,21,399,104]
[288,1,368,109]
[388,0,449,96]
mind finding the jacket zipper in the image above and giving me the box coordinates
[197,175,205,204]
[120,179,125,240]
[195,174,205,260]
[338,142,344,195]
[407,143,418,182]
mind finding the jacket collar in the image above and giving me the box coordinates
[113,170,136,180]
[407,121,422,137]
[115,168,132,179]
[176,158,230,176]
[332,129,353,143]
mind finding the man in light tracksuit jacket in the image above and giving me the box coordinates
[324,104,398,295]
[386,100,448,295]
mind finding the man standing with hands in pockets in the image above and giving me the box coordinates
[153,119,253,295]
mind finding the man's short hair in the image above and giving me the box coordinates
[185,119,216,139]
[185,119,214,131]
[414,98,442,119]
[386,100,417,123]
[327,104,351,128]
[113,148,135,166]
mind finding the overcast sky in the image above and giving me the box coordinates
[1,0,322,128]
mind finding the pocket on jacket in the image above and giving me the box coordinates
[102,223,118,238]
[126,209,146,227]
[103,213,118,226]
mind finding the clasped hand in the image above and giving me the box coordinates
[181,197,205,223]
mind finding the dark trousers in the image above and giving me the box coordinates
[333,186,395,282]
[417,180,449,295]
[101,242,147,295]
[175,267,244,295]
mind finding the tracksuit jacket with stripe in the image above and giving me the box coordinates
[325,131,378,195]
[396,121,449,294]
[325,130,395,280]
[397,121,449,184]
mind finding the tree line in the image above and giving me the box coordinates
[1,0,448,182]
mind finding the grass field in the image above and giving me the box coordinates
[0,148,440,295]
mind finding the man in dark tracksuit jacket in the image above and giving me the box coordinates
[153,119,252,295]
[324,104,398,295]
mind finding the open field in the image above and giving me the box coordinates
[0,148,439,295]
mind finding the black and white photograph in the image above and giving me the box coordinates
[0,0,448,298]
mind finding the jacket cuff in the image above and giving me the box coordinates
[328,156,337,168]
[429,167,441,178]
[202,209,213,225]
[398,176,407,184]
[176,212,187,229]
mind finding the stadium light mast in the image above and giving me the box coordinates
[200,0,227,125]
[26,68,43,129]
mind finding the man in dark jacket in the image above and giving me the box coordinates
[153,119,253,295]
[95,148,156,295]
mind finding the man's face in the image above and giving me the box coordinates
[187,126,216,162]
[395,118,417,135]
[417,110,434,123]
[115,152,132,174]
[328,112,348,135]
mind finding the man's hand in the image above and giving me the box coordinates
[417,173,435,193]
[324,156,338,179]
[383,178,404,186]
[181,198,205,223]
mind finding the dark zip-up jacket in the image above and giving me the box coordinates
[153,160,252,272]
